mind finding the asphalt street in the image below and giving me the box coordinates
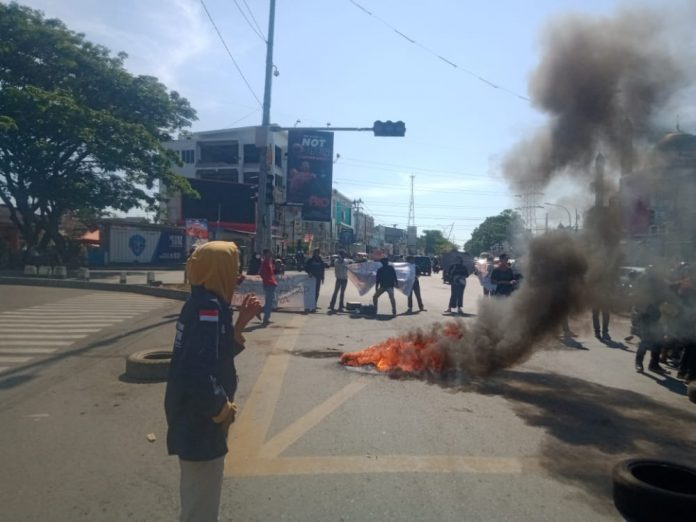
[0,274,695,521]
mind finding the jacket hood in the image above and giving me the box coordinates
[187,241,240,304]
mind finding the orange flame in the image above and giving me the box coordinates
[340,323,464,374]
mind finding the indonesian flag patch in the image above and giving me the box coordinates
[199,309,219,322]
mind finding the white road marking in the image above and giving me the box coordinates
[0,356,32,364]
[0,340,73,346]
[0,292,175,374]
[0,348,57,354]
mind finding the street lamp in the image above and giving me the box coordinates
[544,202,572,229]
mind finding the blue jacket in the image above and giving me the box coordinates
[164,286,244,461]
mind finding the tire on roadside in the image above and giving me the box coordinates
[688,381,696,404]
[125,350,172,382]
[612,458,696,521]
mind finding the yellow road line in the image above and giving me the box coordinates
[258,380,368,459]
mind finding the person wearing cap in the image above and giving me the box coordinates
[164,241,262,522]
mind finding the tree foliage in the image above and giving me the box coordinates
[0,3,196,260]
[417,229,457,255]
[464,209,525,256]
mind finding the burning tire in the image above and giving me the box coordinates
[125,350,172,382]
[612,459,696,521]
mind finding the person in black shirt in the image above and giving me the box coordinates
[373,257,398,316]
[304,248,325,312]
[446,256,469,314]
[491,254,517,297]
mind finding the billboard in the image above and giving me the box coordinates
[286,130,334,222]
[108,226,184,264]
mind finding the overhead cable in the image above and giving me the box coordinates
[347,0,530,102]
[199,0,263,106]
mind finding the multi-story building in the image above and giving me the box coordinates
[163,127,288,261]
[620,129,696,263]
[353,211,375,252]
[333,190,354,252]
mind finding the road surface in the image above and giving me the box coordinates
[0,277,694,521]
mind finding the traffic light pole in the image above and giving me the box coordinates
[256,0,277,253]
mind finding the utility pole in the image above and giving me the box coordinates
[255,0,277,252]
[408,175,415,227]
[353,198,364,244]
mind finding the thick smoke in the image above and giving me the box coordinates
[503,7,690,189]
[344,4,696,377]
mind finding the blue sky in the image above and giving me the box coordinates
[16,0,668,247]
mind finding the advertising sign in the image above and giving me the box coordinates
[109,226,184,264]
[286,130,334,222]
[185,219,209,239]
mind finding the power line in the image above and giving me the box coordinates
[347,0,529,102]
[241,0,266,38]
[233,0,267,42]
[333,178,501,195]
[199,0,263,107]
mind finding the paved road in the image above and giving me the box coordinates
[1,276,694,521]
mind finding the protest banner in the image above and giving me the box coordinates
[346,261,415,297]
[231,273,316,310]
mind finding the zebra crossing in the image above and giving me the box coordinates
[0,293,173,376]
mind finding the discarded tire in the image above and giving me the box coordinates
[688,382,696,404]
[125,350,172,381]
[613,459,696,521]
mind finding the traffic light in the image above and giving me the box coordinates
[265,173,274,205]
[373,120,406,137]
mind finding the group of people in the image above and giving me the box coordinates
[629,262,696,381]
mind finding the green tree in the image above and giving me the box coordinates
[0,3,196,261]
[464,209,525,256]
[417,229,456,254]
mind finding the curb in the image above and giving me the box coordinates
[0,276,189,301]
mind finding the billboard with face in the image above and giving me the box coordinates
[286,130,334,222]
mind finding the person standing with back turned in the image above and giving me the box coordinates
[164,241,262,522]
[304,248,325,312]
[373,257,398,316]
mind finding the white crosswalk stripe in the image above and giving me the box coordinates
[0,291,175,376]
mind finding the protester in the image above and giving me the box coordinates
[475,255,496,296]
[632,267,669,374]
[304,248,325,312]
[592,306,611,340]
[445,256,469,314]
[164,241,262,522]
[247,252,261,276]
[406,256,425,313]
[373,257,398,316]
[329,250,349,312]
[259,249,277,325]
[491,254,517,297]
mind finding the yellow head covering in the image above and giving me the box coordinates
[187,241,240,303]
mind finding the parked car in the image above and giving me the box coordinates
[414,256,432,276]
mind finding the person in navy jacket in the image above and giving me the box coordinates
[165,241,261,522]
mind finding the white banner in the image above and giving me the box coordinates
[231,274,316,310]
[346,262,415,297]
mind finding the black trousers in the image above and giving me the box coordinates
[408,279,423,310]
[329,279,347,309]
[313,278,322,308]
[636,339,660,366]
[449,283,465,309]
[592,308,610,334]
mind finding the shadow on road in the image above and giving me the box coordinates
[433,370,696,515]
